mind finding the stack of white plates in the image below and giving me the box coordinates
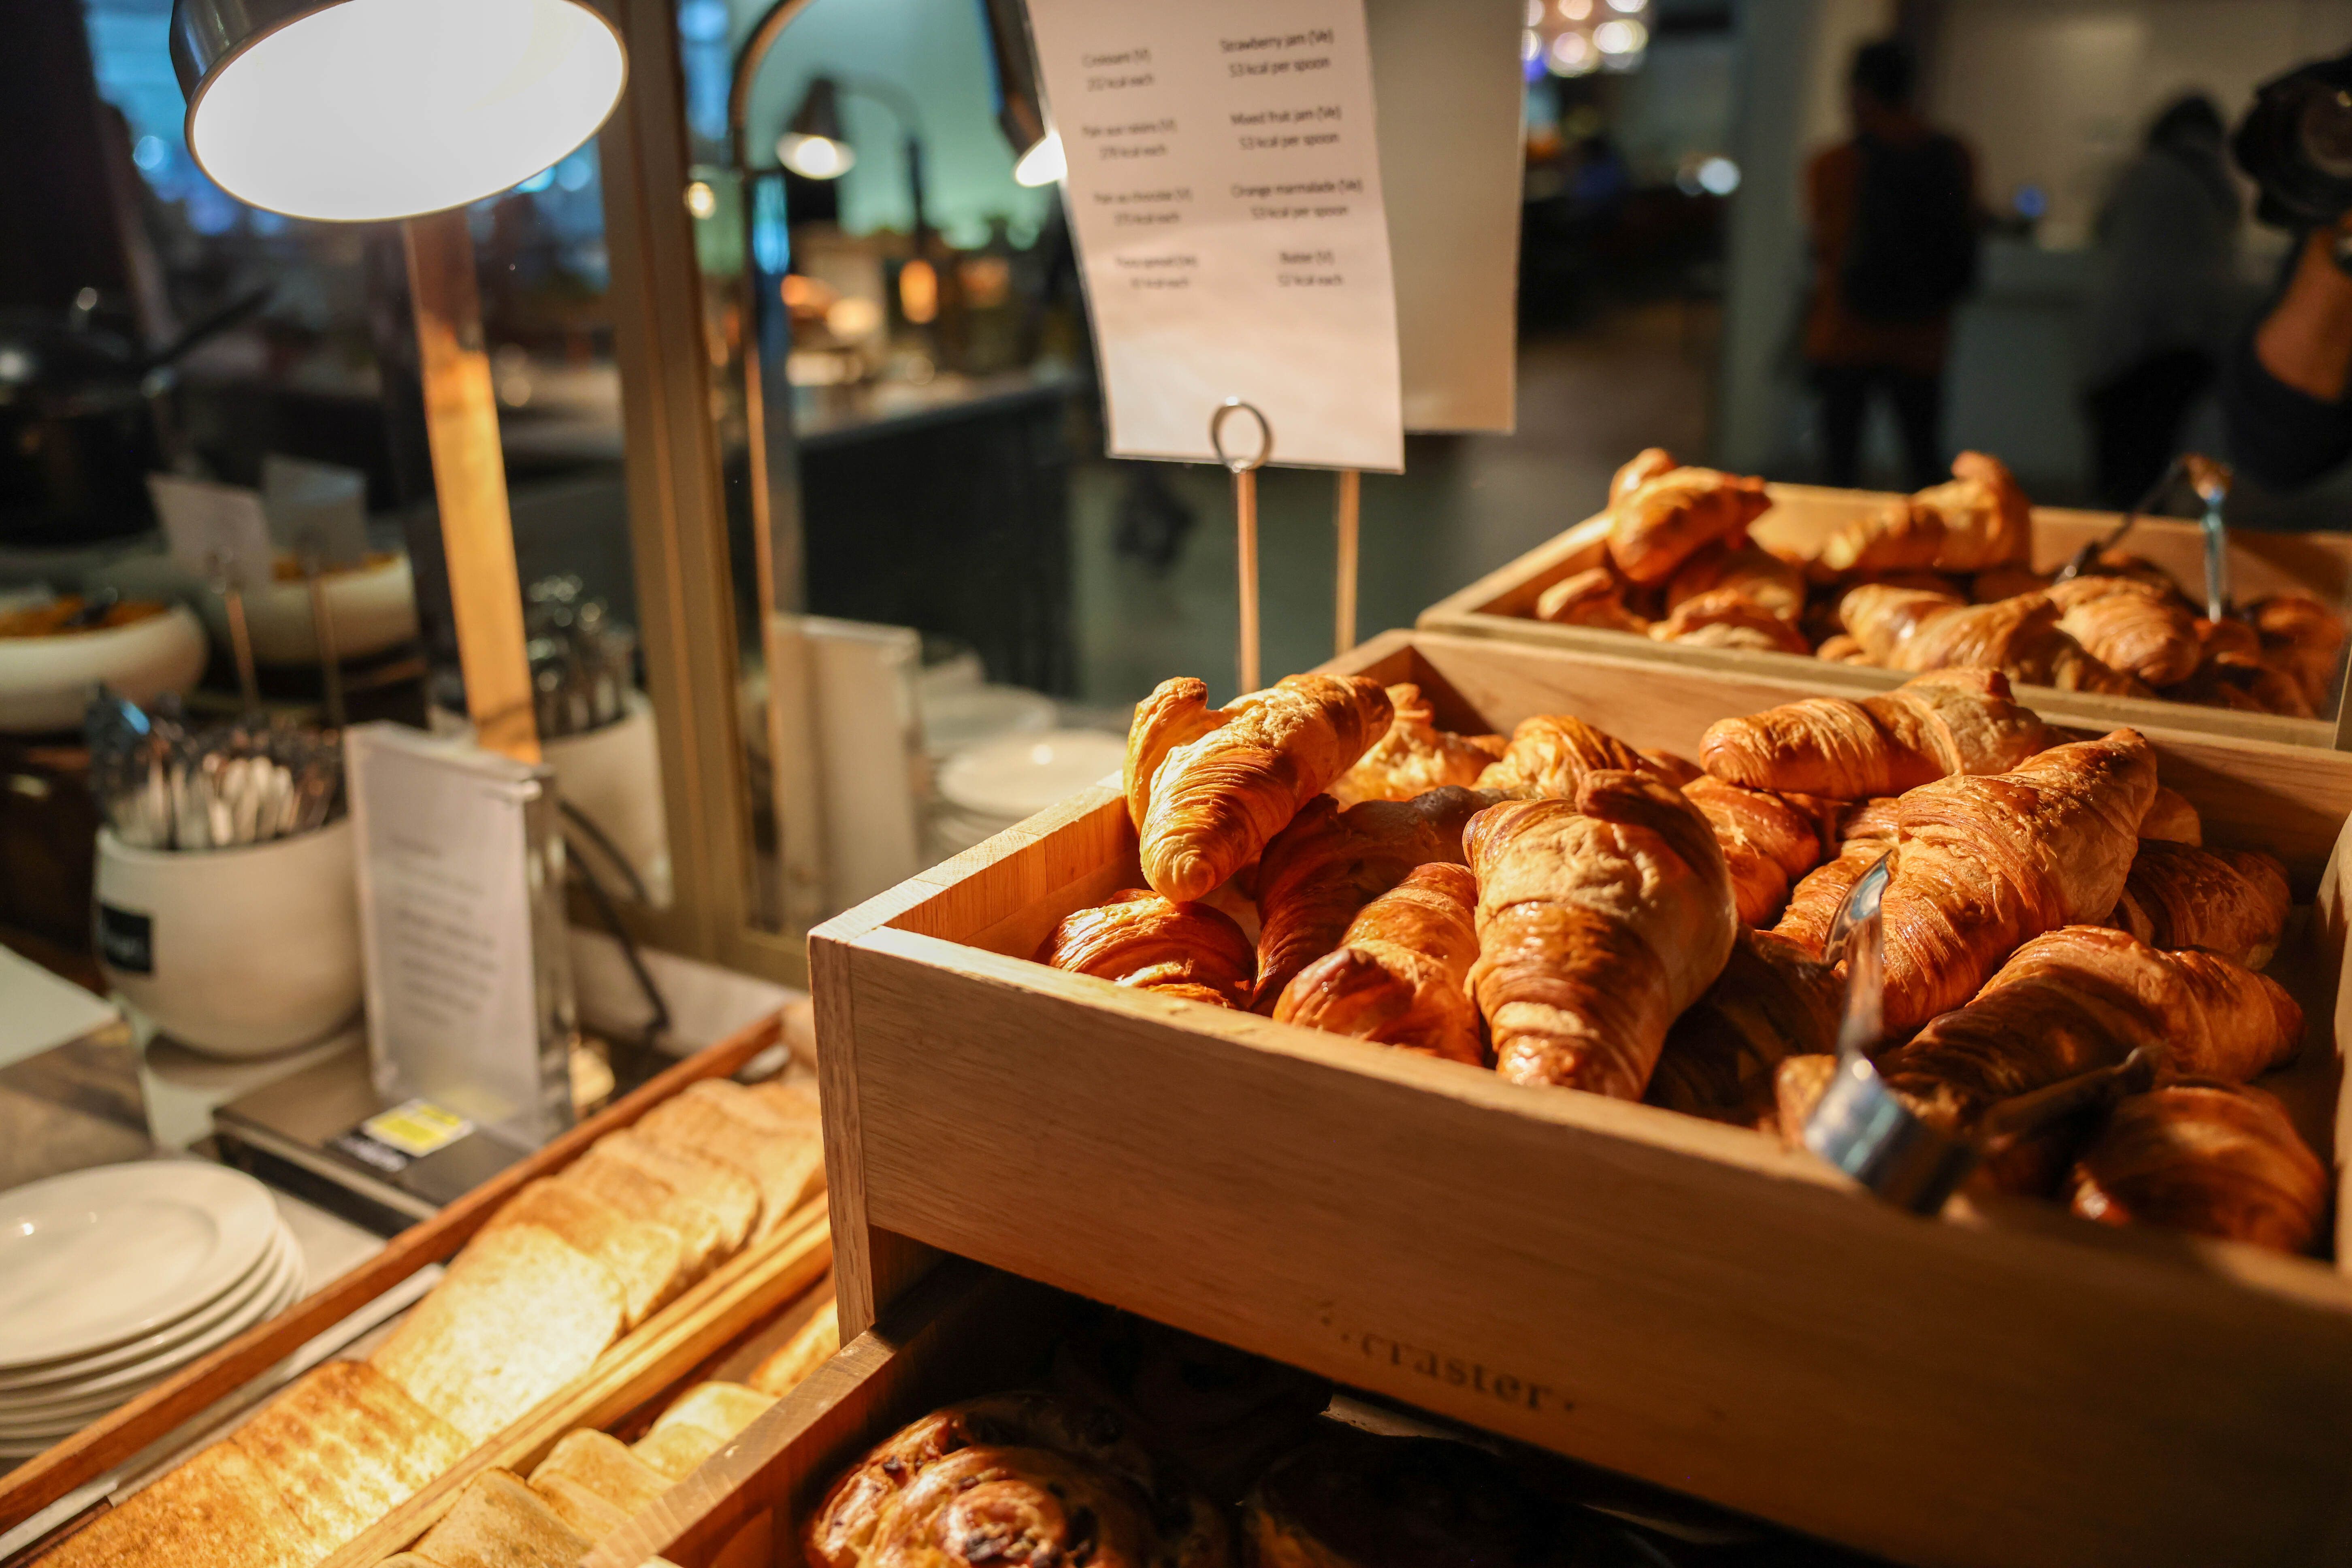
[0,1164,300,1459]
[931,730,1128,859]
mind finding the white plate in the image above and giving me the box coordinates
[0,1164,281,1367]
[935,730,1125,821]
[0,1255,299,1441]
[0,1223,290,1393]
[0,1229,297,1409]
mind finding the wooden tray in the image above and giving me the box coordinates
[0,1007,832,1561]
[1417,482,2352,749]
[808,629,2352,1568]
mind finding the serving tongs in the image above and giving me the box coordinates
[2054,453,2235,622]
[1801,851,2156,1213]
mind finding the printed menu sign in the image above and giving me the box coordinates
[1028,0,1406,472]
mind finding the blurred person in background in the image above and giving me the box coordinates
[1803,39,1981,489]
[2082,94,2242,509]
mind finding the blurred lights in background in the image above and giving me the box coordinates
[1534,0,1644,77]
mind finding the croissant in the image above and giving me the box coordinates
[1682,775,1826,927]
[1637,747,1704,788]
[1275,863,1483,1064]
[1971,564,2051,604]
[1698,667,2047,800]
[2196,615,2265,671]
[1251,786,1490,1013]
[1327,685,1505,810]
[1876,926,2301,1134]
[1126,674,1393,902]
[1464,772,1737,1098]
[2069,1082,2328,1253]
[1038,890,1255,1008]
[2250,592,2347,710]
[1534,566,1649,633]
[1815,634,1872,664]
[1840,586,2149,696]
[1874,730,2157,1034]
[1649,590,1811,654]
[2139,786,2200,845]
[805,1394,1229,1568]
[1769,798,1900,959]
[1817,451,2032,575]
[1666,543,1807,622]
[1648,928,1839,1127]
[2044,576,2200,688]
[2242,661,2320,717]
[1474,712,1658,800]
[1611,445,1681,503]
[2111,840,2291,969]
[1606,466,1775,586]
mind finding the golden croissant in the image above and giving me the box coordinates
[1840,586,2148,697]
[1874,730,2157,1034]
[1327,684,1505,810]
[1649,590,1811,655]
[1698,668,2046,800]
[1037,890,1256,1009]
[2249,591,2346,710]
[2138,785,2201,845]
[1666,542,1806,622]
[1125,674,1392,903]
[1252,786,1490,1014]
[1275,863,1483,1064]
[2044,575,2200,688]
[1876,925,2301,1133]
[1464,772,1737,1098]
[1648,928,1839,1127]
[2069,1082,2327,1254]
[1817,451,2031,575]
[1682,776,1826,927]
[1772,797,1901,959]
[1474,712,1655,800]
[2111,840,2291,969]
[1611,445,1680,503]
[1534,566,1650,633]
[1605,465,1774,586]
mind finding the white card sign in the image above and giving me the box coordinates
[149,474,274,590]
[1028,0,1406,472]
[262,454,369,569]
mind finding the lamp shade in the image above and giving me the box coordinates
[172,0,627,222]
[778,75,854,180]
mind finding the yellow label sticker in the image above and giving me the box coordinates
[362,1099,473,1157]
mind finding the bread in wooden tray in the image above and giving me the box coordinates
[1099,662,2334,1255]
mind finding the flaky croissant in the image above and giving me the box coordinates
[1474,713,1654,800]
[1874,730,2157,1034]
[1606,466,1775,586]
[2069,1082,2328,1254]
[2044,575,2200,688]
[2139,786,2201,845]
[1251,786,1490,1014]
[1648,928,1839,1127]
[1038,890,1255,1008]
[1876,926,2301,1134]
[1534,567,1650,633]
[1840,586,2149,696]
[1327,685,1506,810]
[1698,668,2047,800]
[1666,543,1807,622]
[1772,797,1902,960]
[1275,863,1483,1064]
[2111,839,2291,969]
[1464,772,1737,1098]
[2250,592,2347,711]
[1649,590,1811,654]
[1611,446,1680,503]
[1683,775,1826,927]
[1817,451,2032,575]
[1126,674,1392,902]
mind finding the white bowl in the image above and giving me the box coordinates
[935,730,1126,822]
[0,605,207,734]
[202,554,420,664]
[95,820,362,1059]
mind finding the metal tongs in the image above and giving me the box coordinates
[2054,453,2235,622]
[1801,852,2157,1213]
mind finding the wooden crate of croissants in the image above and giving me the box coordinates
[1419,448,2352,749]
[807,627,2352,1568]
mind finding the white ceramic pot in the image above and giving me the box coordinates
[201,553,420,665]
[0,605,207,734]
[541,693,672,907]
[94,820,363,1059]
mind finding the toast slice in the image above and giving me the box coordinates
[36,1441,325,1568]
[229,1361,472,1553]
[742,1079,821,1128]
[409,1470,589,1568]
[634,1092,823,1237]
[370,1224,622,1443]
[650,1382,775,1442]
[630,1423,727,1482]
[481,1178,687,1328]
[526,1474,632,1543]
[583,1131,759,1259]
[749,1298,840,1396]
[526,1430,671,1517]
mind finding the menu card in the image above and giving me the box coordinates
[1027,0,1406,472]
